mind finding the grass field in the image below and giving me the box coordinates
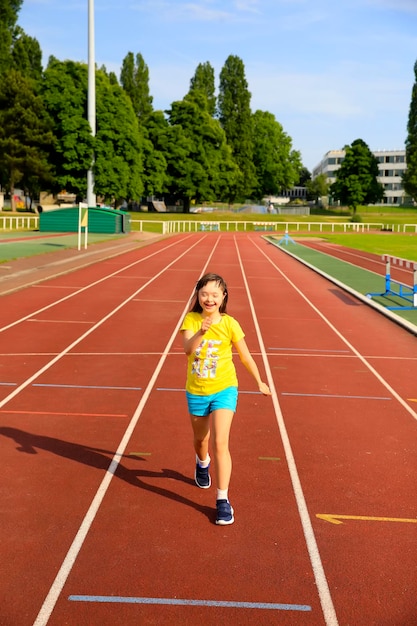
[297,233,417,261]
[127,208,417,261]
[2,205,417,262]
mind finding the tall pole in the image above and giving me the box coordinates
[87,0,96,207]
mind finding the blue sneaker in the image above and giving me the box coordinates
[195,463,211,489]
[215,499,234,525]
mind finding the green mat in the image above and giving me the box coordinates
[266,236,417,328]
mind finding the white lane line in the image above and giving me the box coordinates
[0,238,198,412]
[253,239,417,424]
[32,237,221,626]
[0,235,192,334]
[234,236,339,626]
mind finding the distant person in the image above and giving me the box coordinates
[180,273,271,525]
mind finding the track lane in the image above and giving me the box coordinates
[244,236,417,625]
[40,234,325,626]
[0,233,415,625]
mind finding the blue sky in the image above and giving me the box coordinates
[19,0,417,171]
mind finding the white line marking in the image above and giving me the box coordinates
[235,236,339,626]
[0,236,192,334]
[32,237,220,625]
[254,239,417,424]
[0,239,198,410]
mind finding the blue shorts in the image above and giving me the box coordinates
[186,386,238,417]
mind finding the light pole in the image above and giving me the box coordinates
[87,0,96,207]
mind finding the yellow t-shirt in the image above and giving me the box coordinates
[180,312,245,395]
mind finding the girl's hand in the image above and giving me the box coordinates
[259,382,271,396]
[201,317,212,334]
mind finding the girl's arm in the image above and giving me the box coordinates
[182,318,213,355]
[234,338,271,396]
[182,329,203,356]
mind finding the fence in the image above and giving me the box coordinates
[2,215,417,235]
[135,220,385,234]
[0,215,39,230]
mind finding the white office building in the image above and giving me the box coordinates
[312,149,412,205]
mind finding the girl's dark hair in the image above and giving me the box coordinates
[190,273,228,313]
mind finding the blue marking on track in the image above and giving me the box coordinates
[68,595,312,611]
[32,383,142,391]
[0,382,17,386]
[282,392,391,400]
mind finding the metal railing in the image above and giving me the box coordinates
[131,220,385,234]
[0,215,39,230]
[1,215,416,234]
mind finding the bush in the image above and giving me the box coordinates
[350,213,362,223]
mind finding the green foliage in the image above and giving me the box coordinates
[0,68,54,204]
[120,52,153,121]
[252,110,302,198]
[41,58,94,197]
[403,59,417,202]
[142,111,170,196]
[11,27,42,82]
[0,0,22,75]
[297,166,311,186]
[42,59,144,203]
[330,139,385,211]
[218,55,256,200]
[94,69,144,203]
[163,97,240,209]
[188,61,216,116]
[0,21,307,208]
[306,173,329,203]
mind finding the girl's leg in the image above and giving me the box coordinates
[189,414,210,461]
[211,409,234,491]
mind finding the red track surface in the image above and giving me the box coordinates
[1,232,416,626]
[302,239,417,284]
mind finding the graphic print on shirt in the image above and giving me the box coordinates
[192,339,221,379]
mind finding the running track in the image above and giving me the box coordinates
[1,232,416,625]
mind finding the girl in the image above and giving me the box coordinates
[180,273,271,525]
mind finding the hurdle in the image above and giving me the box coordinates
[366,255,417,310]
[277,228,296,246]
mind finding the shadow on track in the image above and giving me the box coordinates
[0,426,214,523]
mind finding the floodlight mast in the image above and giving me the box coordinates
[87,0,96,207]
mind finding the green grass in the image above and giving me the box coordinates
[2,206,417,260]
[294,233,417,262]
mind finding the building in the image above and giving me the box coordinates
[312,149,412,205]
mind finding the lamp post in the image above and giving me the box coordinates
[87,0,96,207]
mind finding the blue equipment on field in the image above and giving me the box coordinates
[366,255,417,310]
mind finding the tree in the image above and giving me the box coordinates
[218,55,256,200]
[11,28,42,82]
[188,61,216,116]
[0,0,22,76]
[94,68,144,205]
[306,173,329,205]
[120,52,153,122]
[252,110,302,199]
[403,59,417,203]
[330,139,384,211]
[142,110,170,197]
[42,58,145,204]
[162,95,239,211]
[297,167,311,187]
[41,58,95,199]
[0,69,54,209]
